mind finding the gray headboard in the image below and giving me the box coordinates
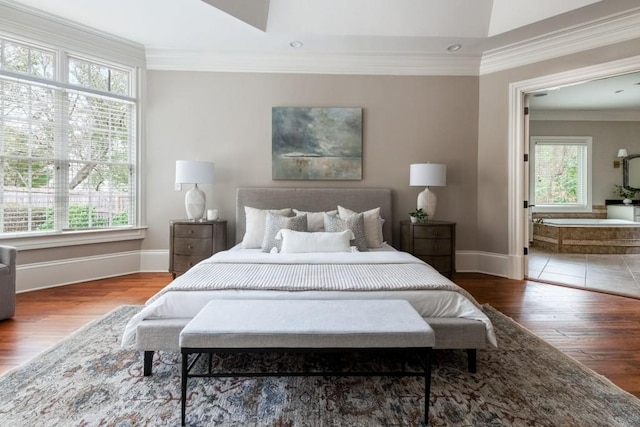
[235,187,393,244]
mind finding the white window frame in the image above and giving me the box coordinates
[0,7,146,250]
[530,136,593,213]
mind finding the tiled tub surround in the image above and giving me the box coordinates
[532,219,640,254]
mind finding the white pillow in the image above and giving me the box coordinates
[293,209,338,232]
[241,206,293,248]
[337,205,384,248]
[277,229,354,253]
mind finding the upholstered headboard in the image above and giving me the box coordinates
[235,187,393,244]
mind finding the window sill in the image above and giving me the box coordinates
[0,227,147,250]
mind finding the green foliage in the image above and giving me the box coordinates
[534,144,581,204]
[613,185,636,199]
[409,208,428,221]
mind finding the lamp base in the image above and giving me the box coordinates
[185,184,206,220]
[417,187,437,219]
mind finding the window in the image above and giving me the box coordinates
[0,37,137,237]
[530,136,592,212]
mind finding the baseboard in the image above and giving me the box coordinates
[456,251,511,278]
[16,249,514,293]
[16,251,142,293]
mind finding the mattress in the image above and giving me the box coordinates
[122,245,496,346]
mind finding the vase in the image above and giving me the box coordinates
[410,216,417,223]
[623,198,632,205]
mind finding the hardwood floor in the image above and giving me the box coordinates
[0,272,639,398]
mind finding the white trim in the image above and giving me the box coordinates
[140,249,169,272]
[456,250,511,278]
[146,49,480,76]
[0,1,145,67]
[481,8,640,75]
[508,56,640,279]
[530,110,640,122]
[16,251,141,293]
[0,227,146,251]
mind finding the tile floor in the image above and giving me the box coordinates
[528,247,640,298]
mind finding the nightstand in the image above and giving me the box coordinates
[169,220,227,278]
[400,220,456,278]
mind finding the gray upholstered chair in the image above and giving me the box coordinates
[0,245,17,320]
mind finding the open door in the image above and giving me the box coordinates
[523,96,531,277]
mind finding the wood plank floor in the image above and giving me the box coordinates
[0,272,639,398]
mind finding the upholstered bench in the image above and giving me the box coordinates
[179,299,435,426]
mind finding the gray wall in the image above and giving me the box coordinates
[144,72,479,250]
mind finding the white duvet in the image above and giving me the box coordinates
[122,247,497,346]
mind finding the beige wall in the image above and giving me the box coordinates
[144,72,479,250]
[477,38,640,254]
[530,120,640,205]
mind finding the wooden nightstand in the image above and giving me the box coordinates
[169,220,227,278]
[400,220,456,278]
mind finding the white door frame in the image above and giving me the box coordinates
[507,55,640,279]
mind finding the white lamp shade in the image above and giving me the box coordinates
[175,160,215,184]
[618,149,628,158]
[410,163,446,187]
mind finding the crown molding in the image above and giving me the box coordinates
[480,7,640,75]
[146,49,480,76]
[0,0,145,67]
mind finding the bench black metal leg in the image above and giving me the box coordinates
[182,352,188,426]
[143,351,154,376]
[466,349,477,373]
[424,348,431,425]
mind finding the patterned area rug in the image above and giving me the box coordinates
[0,305,639,426]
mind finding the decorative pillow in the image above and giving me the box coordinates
[324,212,368,252]
[261,212,307,252]
[241,206,293,249]
[338,206,384,248]
[293,209,338,232]
[277,229,354,253]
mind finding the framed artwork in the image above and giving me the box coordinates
[272,107,363,180]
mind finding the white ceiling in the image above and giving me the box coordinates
[5,0,637,58]
[3,0,640,110]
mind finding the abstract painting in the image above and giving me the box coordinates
[272,107,362,180]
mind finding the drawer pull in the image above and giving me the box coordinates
[189,230,194,234]
[187,245,193,249]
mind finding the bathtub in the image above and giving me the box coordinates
[532,218,640,253]
[542,218,638,226]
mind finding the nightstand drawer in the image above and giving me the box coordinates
[170,220,227,278]
[173,238,212,255]
[413,225,452,239]
[413,238,452,256]
[174,224,213,238]
[172,254,211,272]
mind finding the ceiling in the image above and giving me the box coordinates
[3,0,640,111]
[5,0,640,68]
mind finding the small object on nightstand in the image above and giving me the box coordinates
[169,220,227,278]
[400,220,456,278]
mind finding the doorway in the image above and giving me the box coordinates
[507,55,640,297]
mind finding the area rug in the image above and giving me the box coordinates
[0,305,639,427]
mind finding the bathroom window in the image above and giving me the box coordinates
[530,136,592,213]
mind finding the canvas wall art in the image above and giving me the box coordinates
[272,107,362,180]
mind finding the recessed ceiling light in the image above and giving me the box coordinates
[289,40,303,48]
[446,44,462,52]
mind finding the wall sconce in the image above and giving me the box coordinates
[614,148,628,168]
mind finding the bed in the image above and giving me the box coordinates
[123,187,496,375]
